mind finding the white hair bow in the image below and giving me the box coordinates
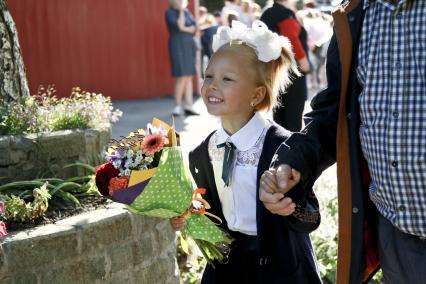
[212,20,293,63]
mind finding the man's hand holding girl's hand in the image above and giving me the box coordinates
[169,216,187,231]
[259,165,301,216]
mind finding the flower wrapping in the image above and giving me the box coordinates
[96,118,231,263]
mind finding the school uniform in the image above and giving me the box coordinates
[189,113,322,284]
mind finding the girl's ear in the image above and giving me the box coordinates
[252,86,266,106]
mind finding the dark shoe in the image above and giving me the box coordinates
[184,107,199,116]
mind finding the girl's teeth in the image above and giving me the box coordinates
[209,97,222,103]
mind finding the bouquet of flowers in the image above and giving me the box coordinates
[95,118,231,263]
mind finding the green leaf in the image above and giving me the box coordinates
[63,163,96,174]
[64,175,93,183]
[0,181,50,192]
[50,182,82,196]
[55,190,81,206]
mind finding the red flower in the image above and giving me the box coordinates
[141,134,166,156]
[95,162,119,196]
[108,176,129,196]
[0,221,7,238]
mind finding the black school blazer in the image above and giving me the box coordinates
[189,123,322,284]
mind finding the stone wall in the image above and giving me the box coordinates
[0,204,180,284]
[0,128,111,184]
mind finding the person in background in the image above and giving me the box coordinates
[213,10,223,26]
[261,0,310,132]
[199,5,208,19]
[298,0,332,90]
[239,0,254,26]
[170,20,321,284]
[200,14,219,60]
[221,0,243,26]
[227,10,240,27]
[165,0,199,116]
[199,13,219,75]
[250,2,262,20]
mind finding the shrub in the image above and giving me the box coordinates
[1,183,51,223]
[0,85,122,135]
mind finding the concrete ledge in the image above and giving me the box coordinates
[0,204,180,284]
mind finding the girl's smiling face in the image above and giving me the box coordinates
[201,50,261,130]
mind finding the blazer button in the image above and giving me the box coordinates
[259,257,268,266]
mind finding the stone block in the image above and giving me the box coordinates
[36,130,85,159]
[42,256,106,284]
[9,150,27,164]
[136,258,178,284]
[0,151,11,168]
[0,137,10,149]
[0,275,13,284]
[9,136,34,151]
[1,128,110,181]
[0,167,10,182]
[132,239,153,266]
[13,271,38,284]
[106,271,133,284]
[2,225,78,272]
[80,214,132,253]
[108,243,135,273]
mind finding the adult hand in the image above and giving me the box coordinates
[259,169,296,216]
[275,164,301,194]
[169,216,187,231]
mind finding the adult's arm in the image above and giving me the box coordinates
[271,31,342,201]
[177,9,196,34]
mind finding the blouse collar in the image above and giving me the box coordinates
[216,112,267,152]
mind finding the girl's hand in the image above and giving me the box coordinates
[259,168,296,216]
[260,169,280,193]
[169,216,187,231]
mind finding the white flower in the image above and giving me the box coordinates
[136,150,143,158]
[126,150,134,159]
[124,169,131,176]
[124,159,133,169]
[212,20,291,63]
[145,156,154,163]
[113,160,122,169]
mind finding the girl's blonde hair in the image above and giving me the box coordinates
[212,41,299,111]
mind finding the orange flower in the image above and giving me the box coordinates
[141,133,166,156]
[108,176,129,196]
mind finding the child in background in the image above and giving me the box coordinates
[170,21,321,284]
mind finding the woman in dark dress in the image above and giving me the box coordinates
[165,0,199,116]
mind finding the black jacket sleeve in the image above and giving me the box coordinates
[271,31,342,193]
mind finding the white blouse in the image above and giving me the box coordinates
[208,113,271,236]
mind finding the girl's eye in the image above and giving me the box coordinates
[204,75,213,79]
[223,77,233,82]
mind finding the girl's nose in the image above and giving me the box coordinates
[208,80,218,91]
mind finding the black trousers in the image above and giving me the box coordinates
[201,232,260,284]
[377,213,426,284]
[273,75,307,132]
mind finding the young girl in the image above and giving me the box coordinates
[170,20,322,284]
